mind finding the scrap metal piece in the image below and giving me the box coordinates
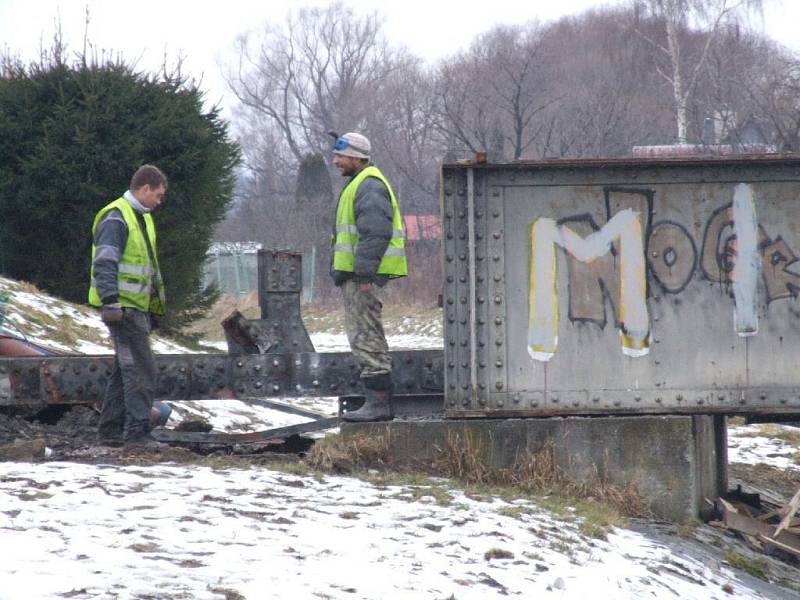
[339,393,444,418]
[221,250,314,356]
[152,416,340,444]
[222,310,273,354]
[255,250,315,354]
[0,334,58,357]
[242,396,331,420]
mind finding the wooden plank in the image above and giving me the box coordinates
[719,501,800,553]
[758,535,800,558]
[756,509,781,521]
[774,487,800,538]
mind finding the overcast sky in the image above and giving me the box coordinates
[0,0,795,116]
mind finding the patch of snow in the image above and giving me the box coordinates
[0,277,196,355]
[728,424,800,472]
[0,462,765,600]
[309,332,442,353]
[200,340,228,352]
[168,398,333,433]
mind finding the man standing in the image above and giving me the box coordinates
[89,165,167,450]
[330,132,407,422]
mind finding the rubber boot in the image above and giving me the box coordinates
[342,373,394,422]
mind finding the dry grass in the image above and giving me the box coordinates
[185,292,260,341]
[305,431,390,473]
[185,293,442,342]
[484,548,515,560]
[303,429,649,539]
[724,549,771,581]
[432,431,651,520]
[11,280,43,294]
[734,424,800,446]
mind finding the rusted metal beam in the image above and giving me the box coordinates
[0,350,445,407]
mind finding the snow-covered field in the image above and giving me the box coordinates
[2,277,799,599]
[728,423,800,472]
[0,461,768,600]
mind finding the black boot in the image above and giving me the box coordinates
[342,373,394,422]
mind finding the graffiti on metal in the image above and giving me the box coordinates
[527,182,796,362]
[528,208,649,361]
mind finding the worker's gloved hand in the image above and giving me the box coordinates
[101,303,124,324]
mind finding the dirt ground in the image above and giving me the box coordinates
[186,293,443,342]
[5,405,800,505]
[0,405,309,466]
[729,462,800,505]
[0,405,98,452]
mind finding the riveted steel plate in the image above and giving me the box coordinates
[442,156,800,417]
[259,249,304,293]
[0,350,444,405]
[40,357,114,404]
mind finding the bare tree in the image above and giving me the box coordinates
[433,24,554,160]
[371,60,440,209]
[743,48,800,150]
[225,2,413,164]
[635,0,764,143]
[535,8,672,157]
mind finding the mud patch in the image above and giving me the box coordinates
[0,405,98,456]
[729,462,800,504]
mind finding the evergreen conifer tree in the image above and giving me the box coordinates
[0,45,240,334]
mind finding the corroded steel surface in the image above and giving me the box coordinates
[0,350,444,406]
[441,156,800,417]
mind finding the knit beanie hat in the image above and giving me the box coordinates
[333,132,371,160]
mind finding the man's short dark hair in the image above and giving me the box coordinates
[130,165,168,192]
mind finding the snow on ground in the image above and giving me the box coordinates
[728,423,800,472]
[2,277,800,598]
[191,323,441,432]
[0,276,193,355]
[310,330,442,353]
[0,461,763,600]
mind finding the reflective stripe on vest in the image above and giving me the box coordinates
[88,197,166,315]
[332,166,408,277]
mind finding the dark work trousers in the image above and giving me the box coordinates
[97,309,156,442]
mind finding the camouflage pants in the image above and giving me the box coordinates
[342,279,391,378]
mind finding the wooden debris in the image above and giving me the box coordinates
[715,495,800,558]
[757,535,800,558]
[773,487,800,539]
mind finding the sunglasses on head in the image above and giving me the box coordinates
[333,136,368,155]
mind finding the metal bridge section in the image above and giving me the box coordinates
[441,156,800,418]
[0,251,443,413]
[0,350,444,408]
[4,158,800,423]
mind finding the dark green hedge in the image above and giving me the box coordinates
[0,53,240,333]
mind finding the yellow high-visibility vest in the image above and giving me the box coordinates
[88,197,166,315]
[332,166,407,277]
